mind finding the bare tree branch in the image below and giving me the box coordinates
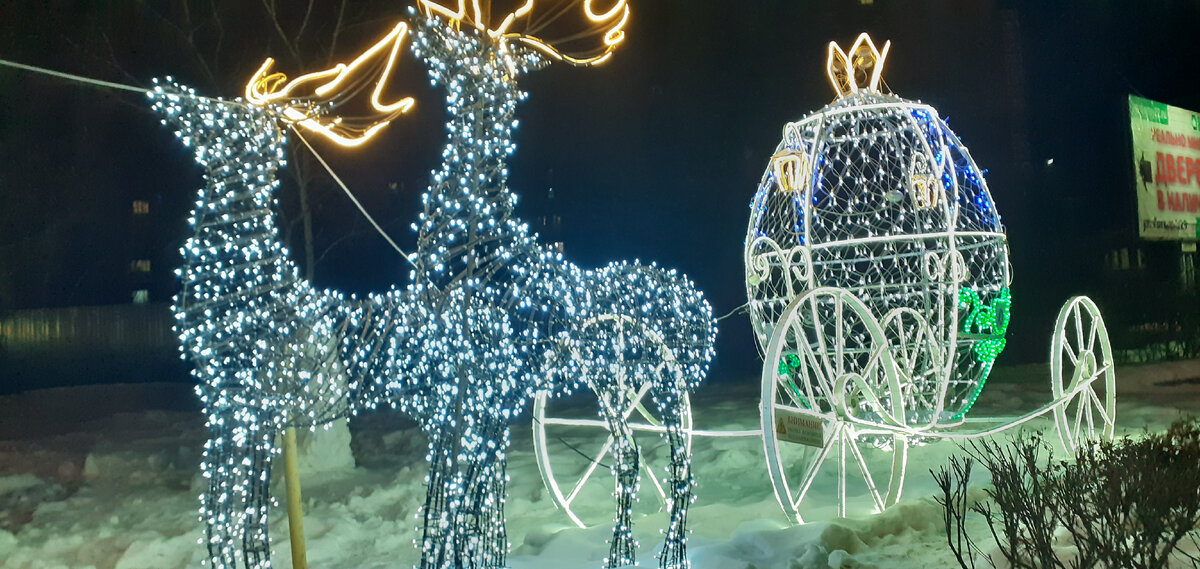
[209,0,225,79]
[181,0,194,41]
[259,0,302,64]
[313,221,378,267]
[141,4,217,86]
[295,0,316,49]
[327,0,349,66]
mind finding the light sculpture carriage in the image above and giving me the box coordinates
[530,32,1119,530]
[745,34,1117,524]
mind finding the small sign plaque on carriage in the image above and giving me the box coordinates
[774,407,826,448]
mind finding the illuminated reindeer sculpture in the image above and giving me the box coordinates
[159,1,714,568]
[151,23,418,569]
[335,3,713,567]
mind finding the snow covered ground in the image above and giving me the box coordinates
[1,360,1198,569]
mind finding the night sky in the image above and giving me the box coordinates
[2,1,1199,385]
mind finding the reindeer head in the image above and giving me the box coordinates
[244,22,415,147]
[826,33,891,98]
[418,0,630,66]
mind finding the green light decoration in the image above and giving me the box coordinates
[954,287,1012,418]
[959,287,1012,359]
[777,354,812,408]
[778,353,801,377]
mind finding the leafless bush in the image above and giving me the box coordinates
[933,454,987,569]
[934,418,1200,569]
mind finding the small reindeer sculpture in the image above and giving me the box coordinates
[159,2,715,568]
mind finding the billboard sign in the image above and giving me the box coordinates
[1130,95,1200,241]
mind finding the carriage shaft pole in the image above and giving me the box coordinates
[283,427,308,569]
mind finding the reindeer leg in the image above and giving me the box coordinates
[419,429,455,569]
[241,410,277,569]
[458,418,512,568]
[480,420,512,568]
[596,386,640,568]
[652,383,692,569]
[417,418,512,569]
[198,405,278,569]
[199,412,239,569]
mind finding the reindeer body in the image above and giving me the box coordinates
[152,84,412,569]
[365,16,715,569]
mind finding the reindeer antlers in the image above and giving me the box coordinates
[244,22,415,147]
[419,0,630,66]
[241,2,628,146]
[826,33,891,98]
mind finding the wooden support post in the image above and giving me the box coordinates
[283,427,307,569]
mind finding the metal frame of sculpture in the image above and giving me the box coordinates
[157,2,715,568]
[745,34,1117,525]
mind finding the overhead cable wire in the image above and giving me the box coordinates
[292,127,419,269]
[0,57,149,94]
[1,57,413,265]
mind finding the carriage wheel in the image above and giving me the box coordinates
[532,315,692,529]
[761,288,908,524]
[1050,296,1116,455]
[880,307,944,420]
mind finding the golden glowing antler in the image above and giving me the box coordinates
[244,22,415,147]
[418,0,629,66]
[826,33,890,97]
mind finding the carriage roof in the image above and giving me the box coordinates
[750,90,1006,254]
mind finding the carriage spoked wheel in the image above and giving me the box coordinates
[532,314,692,529]
[1050,296,1116,455]
[761,288,908,524]
[879,307,944,416]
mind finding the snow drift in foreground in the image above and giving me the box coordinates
[1,361,1198,569]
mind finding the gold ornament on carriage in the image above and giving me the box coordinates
[909,158,943,210]
[771,151,813,193]
[826,32,890,97]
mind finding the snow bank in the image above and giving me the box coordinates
[0,363,1197,569]
[0,474,41,497]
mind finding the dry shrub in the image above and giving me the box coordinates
[933,418,1200,569]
